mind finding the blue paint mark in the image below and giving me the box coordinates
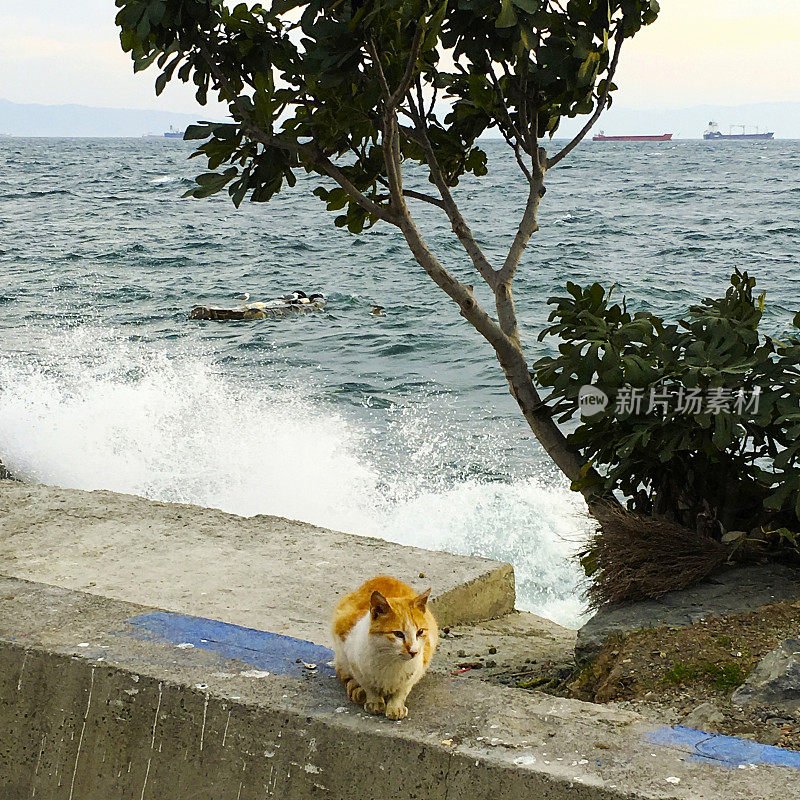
[125,611,334,678]
[648,725,800,769]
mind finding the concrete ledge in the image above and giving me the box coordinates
[0,482,514,639]
[1,577,797,799]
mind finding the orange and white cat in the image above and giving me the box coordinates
[332,576,438,719]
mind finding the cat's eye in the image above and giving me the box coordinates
[393,631,405,640]
[417,629,425,637]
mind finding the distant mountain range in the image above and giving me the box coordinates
[0,99,210,138]
[1,97,799,139]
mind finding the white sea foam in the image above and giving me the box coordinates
[0,326,590,627]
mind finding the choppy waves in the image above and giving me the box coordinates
[2,137,798,628]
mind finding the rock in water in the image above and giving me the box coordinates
[189,305,248,320]
[732,639,800,709]
[189,294,326,320]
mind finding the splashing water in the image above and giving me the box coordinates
[0,326,590,626]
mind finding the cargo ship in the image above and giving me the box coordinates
[164,125,185,139]
[592,132,673,142]
[703,122,774,141]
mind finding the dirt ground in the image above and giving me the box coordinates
[505,601,800,749]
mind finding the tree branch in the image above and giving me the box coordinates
[403,90,498,289]
[368,38,392,101]
[389,27,425,109]
[395,200,600,498]
[497,161,545,286]
[374,186,446,208]
[492,170,544,343]
[402,188,445,208]
[547,31,623,169]
[394,208,517,361]
[487,67,533,182]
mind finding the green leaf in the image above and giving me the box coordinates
[184,124,211,140]
[155,71,169,96]
[496,0,518,27]
[721,530,746,544]
[577,51,600,83]
[133,49,159,73]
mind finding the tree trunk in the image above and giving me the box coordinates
[494,337,601,500]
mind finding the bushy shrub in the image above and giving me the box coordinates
[534,271,800,576]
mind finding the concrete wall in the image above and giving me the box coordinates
[0,576,796,800]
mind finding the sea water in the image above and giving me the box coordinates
[1,137,798,627]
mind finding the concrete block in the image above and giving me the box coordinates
[0,482,514,643]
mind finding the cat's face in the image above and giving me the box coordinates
[369,589,430,661]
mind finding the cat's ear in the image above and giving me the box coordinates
[414,588,431,611]
[370,591,391,618]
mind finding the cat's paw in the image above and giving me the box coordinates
[364,697,386,715]
[346,680,366,705]
[385,702,408,720]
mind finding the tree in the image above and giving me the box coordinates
[116,0,660,512]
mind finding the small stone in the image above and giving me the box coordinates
[488,646,497,655]
[419,573,426,579]
[240,670,271,678]
[732,639,800,708]
[486,660,497,668]
[681,702,725,730]
[442,626,451,635]
[457,650,467,658]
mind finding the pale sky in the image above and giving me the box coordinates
[1,1,798,114]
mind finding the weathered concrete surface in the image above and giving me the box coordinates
[2,576,797,800]
[434,611,576,680]
[0,482,514,642]
[577,565,800,662]
[733,639,800,710]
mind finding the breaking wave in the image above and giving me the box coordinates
[0,326,590,626]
